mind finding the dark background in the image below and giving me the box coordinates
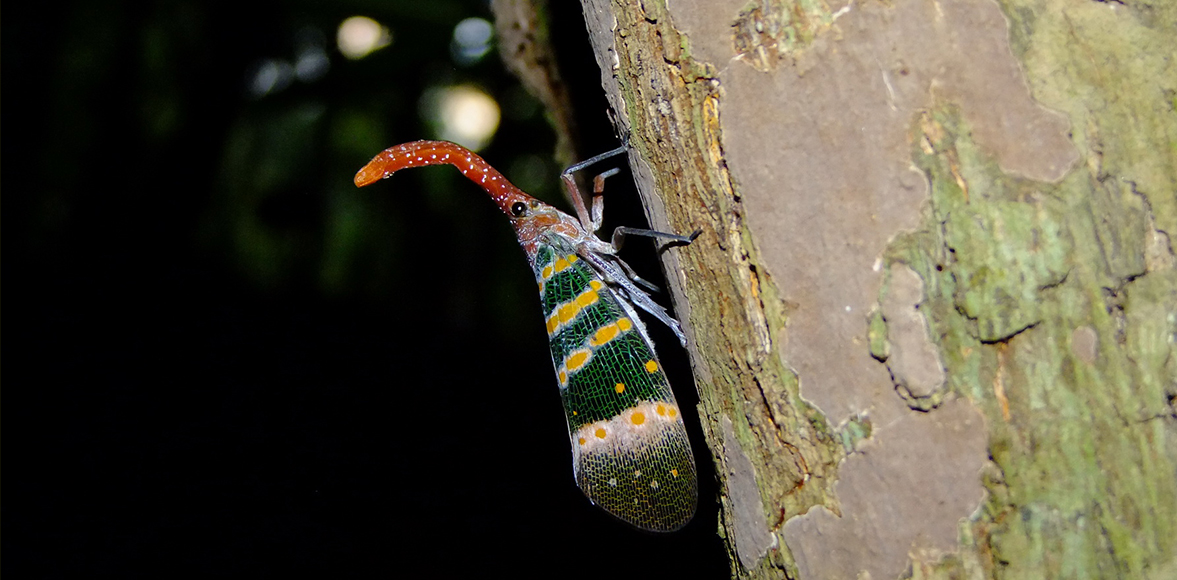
[5,0,726,576]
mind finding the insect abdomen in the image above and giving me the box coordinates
[534,243,697,532]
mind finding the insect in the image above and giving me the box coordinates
[355,140,698,532]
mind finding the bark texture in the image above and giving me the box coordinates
[533,0,1175,577]
[572,0,1177,576]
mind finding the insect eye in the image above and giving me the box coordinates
[511,201,528,217]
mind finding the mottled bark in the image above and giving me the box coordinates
[511,0,1176,577]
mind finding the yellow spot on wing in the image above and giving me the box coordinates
[645,360,659,373]
[631,412,646,425]
[594,427,607,439]
[553,257,571,273]
[655,403,667,416]
[578,437,586,445]
[615,383,625,394]
[558,302,580,324]
[542,265,554,280]
[671,468,679,478]
[550,283,602,333]
[617,317,633,331]
[566,349,591,371]
[590,323,620,346]
[575,288,599,308]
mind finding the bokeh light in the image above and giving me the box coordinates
[421,85,501,151]
[247,59,295,98]
[337,16,392,60]
[294,27,330,82]
[451,17,493,65]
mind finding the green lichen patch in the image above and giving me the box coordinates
[881,102,1177,579]
[731,0,835,71]
[868,308,890,362]
[837,415,873,455]
[947,200,1071,342]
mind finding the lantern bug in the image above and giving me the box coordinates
[354,140,699,531]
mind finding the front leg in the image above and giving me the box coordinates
[589,168,619,232]
[560,145,628,232]
[562,148,701,252]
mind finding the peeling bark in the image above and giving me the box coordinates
[507,0,1176,577]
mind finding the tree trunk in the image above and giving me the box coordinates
[507,0,1177,577]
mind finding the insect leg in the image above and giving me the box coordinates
[561,145,628,232]
[582,251,689,347]
[562,145,628,175]
[610,256,663,294]
[611,227,702,252]
[589,168,620,232]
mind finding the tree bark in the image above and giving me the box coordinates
[516,0,1176,577]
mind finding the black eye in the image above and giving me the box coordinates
[510,201,528,217]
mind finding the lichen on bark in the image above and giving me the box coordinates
[568,0,1177,577]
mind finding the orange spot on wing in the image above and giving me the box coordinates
[617,317,633,331]
[578,437,586,445]
[631,412,646,425]
[566,349,591,371]
[575,288,599,308]
[594,427,607,439]
[645,360,658,373]
[558,302,580,324]
[655,404,667,416]
[590,323,620,346]
[671,469,679,478]
[615,383,625,394]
